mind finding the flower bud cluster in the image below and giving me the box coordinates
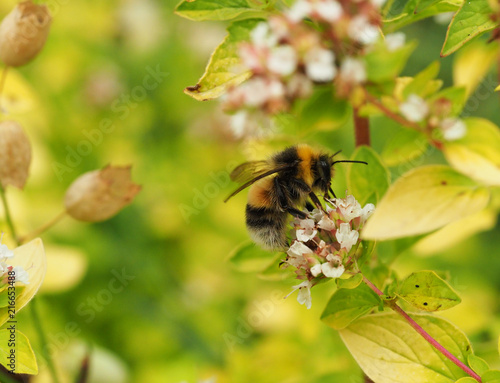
[285,194,374,309]
[399,93,467,141]
[223,0,401,137]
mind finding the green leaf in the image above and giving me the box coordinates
[377,235,427,265]
[340,313,473,382]
[0,329,37,374]
[381,129,429,167]
[443,118,500,186]
[298,87,350,132]
[384,0,461,32]
[184,19,259,101]
[337,273,364,290]
[175,0,267,21]
[483,370,500,383]
[347,146,390,205]
[0,239,46,327]
[321,282,382,330]
[228,241,276,273]
[467,354,489,375]
[257,253,293,281]
[455,378,480,383]
[0,287,25,309]
[398,271,461,312]
[414,0,443,12]
[403,61,440,98]
[362,165,490,240]
[441,0,499,57]
[365,40,416,83]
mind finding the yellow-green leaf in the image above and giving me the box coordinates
[0,239,47,327]
[455,378,479,383]
[362,165,490,240]
[228,240,276,273]
[441,0,499,57]
[381,129,428,167]
[443,118,500,186]
[175,0,267,21]
[483,370,500,383]
[184,19,259,101]
[403,61,440,98]
[337,273,364,290]
[347,146,390,205]
[340,313,473,382]
[413,209,497,255]
[0,329,37,374]
[398,271,461,311]
[321,282,381,330]
[467,354,489,375]
[453,39,498,98]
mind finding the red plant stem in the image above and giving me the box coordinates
[362,276,482,383]
[353,107,370,147]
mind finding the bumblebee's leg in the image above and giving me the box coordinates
[288,178,327,213]
[328,186,337,199]
[305,202,314,211]
[274,177,308,219]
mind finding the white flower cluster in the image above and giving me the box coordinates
[223,0,405,138]
[0,237,30,286]
[399,93,467,141]
[285,195,374,309]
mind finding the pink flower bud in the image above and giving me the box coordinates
[0,1,52,67]
[0,120,31,189]
[64,165,141,222]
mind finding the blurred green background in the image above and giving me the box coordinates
[0,0,499,382]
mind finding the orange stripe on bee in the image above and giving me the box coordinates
[296,145,314,187]
[247,177,274,208]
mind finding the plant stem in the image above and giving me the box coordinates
[0,185,19,245]
[18,211,67,245]
[362,275,482,382]
[30,297,61,383]
[353,107,370,147]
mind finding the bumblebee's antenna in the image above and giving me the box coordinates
[331,160,368,166]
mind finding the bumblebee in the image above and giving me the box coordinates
[225,144,367,250]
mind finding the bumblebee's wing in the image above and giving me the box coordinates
[229,161,269,183]
[224,161,297,203]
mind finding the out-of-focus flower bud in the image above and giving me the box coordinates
[64,165,141,222]
[0,120,31,189]
[0,1,52,67]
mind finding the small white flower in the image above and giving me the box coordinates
[360,203,375,223]
[335,223,359,252]
[267,79,286,99]
[440,118,467,141]
[0,243,14,259]
[287,241,313,267]
[243,78,270,107]
[399,94,429,122]
[12,266,29,284]
[340,57,366,84]
[287,73,313,98]
[321,254,345,278]
[250,22,278,48]
[314,0,343,22]
[370,0,386,7]
[286,280,312,309]
[296,218,317,241]
[385,32,406,51]
[335,195,363,222]
[286,0,312,23]
[304,47,337,82]
[230,111,249,138]
[268,45,298,76]
[348,16,379,45]
[310,263,322,277]
[317,215,336,231]
[239,44,264,71]
[434,11,454,25]
[0,262,8,274]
